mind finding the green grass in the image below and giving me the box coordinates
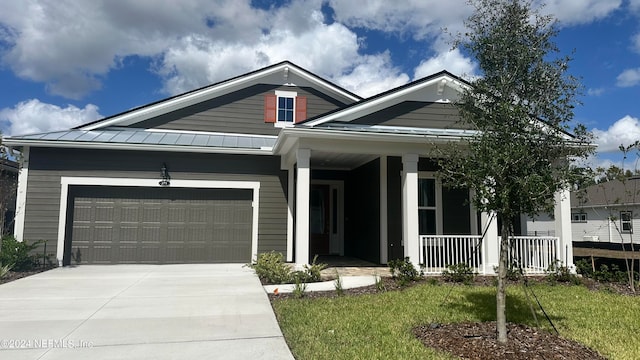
[272,283,640,360]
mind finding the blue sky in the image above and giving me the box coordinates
[1,0,639,169]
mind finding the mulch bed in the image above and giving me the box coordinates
[0,266,56,285]
[269,275,635,359]
[414,321,606,359]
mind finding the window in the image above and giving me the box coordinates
[571,213,587,223]
[620,211,633,233]
[278,96,294,122]
[418,178,437,235]
[264,91,307,125]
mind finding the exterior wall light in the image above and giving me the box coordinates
[159,163,171,186]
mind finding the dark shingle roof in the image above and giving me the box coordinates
[572,178,640,207]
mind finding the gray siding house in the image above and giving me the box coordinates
[4,61,574,271]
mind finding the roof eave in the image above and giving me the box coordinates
[2,139,273,156]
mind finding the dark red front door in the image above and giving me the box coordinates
[310,184,330,257]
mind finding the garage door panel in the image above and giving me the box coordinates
[68,186,253,264]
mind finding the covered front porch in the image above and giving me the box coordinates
[278,147,572,275]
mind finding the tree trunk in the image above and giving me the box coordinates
[496,219,511,344]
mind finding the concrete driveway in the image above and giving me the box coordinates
[0,264,294,360]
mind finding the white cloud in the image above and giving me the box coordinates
[631,0,640,12]
[587,88,605,96]
[0,99,102,136]
[156,9,411,97]
[0,0,625,103]
[414,49,477,80]
[592,115,640,153]
[332,52,410,97]
[632,32,640,54]
[0,0,268,99]
[539,0,621,25]
[616,68,640,87]
[329,0,471,42]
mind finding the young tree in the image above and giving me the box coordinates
[437,0,593,343]
[0,132,18,236]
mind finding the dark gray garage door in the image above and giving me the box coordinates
[65,186,253,264]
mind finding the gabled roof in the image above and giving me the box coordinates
[572,178,640,208]
[78,61,362,131]
[302,70,469,127]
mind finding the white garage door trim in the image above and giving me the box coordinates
[57,177,260,266]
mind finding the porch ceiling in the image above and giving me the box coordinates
[310,151,377,170]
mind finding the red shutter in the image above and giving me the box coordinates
[295,96,307,123]
[264,94,277,123]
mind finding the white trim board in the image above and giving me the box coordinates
[13,147,29,242]
[56,177,260,266]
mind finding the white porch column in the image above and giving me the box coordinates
[554,188,574,269]
[402,154,419,265]
[481,211,499,275]
[286,163,295,262]
[295,148,311,265]
[380,155,388,264]
[14,146,29,243]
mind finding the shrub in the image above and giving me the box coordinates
[442,263,476,284]
[575,258,593,278]
[388,257,422,286]
[248,251,292,284]
[0,236,42,271]
[303,255,327,283]
[374,273,386,292]
[334,270,344,296]
[575,259,634,284]
[0,263,12,279]
[492,265,522,281]
[545,261,581,285]
[248,251,327,285]
[292,279,307,298]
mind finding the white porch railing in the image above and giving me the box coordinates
[419,235,483,275]
[419,235,559,275]
[506,236,559,274]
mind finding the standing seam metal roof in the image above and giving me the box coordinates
[4,127,277,150]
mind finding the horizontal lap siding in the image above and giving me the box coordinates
[23,148,288,259]
[351,101,464,129]
[136,84,347,135]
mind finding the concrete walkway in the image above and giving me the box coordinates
[0,264,294,360]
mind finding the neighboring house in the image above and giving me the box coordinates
[526,178,640,255]
[0,158,18,235]
[570,178,640,245]
[3,61,574,272]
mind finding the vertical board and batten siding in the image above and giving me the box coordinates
[351,101,464,129]
[23,147,288,260]
[133,84,347,135]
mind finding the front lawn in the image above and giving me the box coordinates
[271,283,639,359]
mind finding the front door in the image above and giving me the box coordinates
[310,184,330,258]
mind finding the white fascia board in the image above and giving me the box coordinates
[278,127,474,145]
[303,74,466,127]
[2,139,273,155]
[80,63,359,131]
